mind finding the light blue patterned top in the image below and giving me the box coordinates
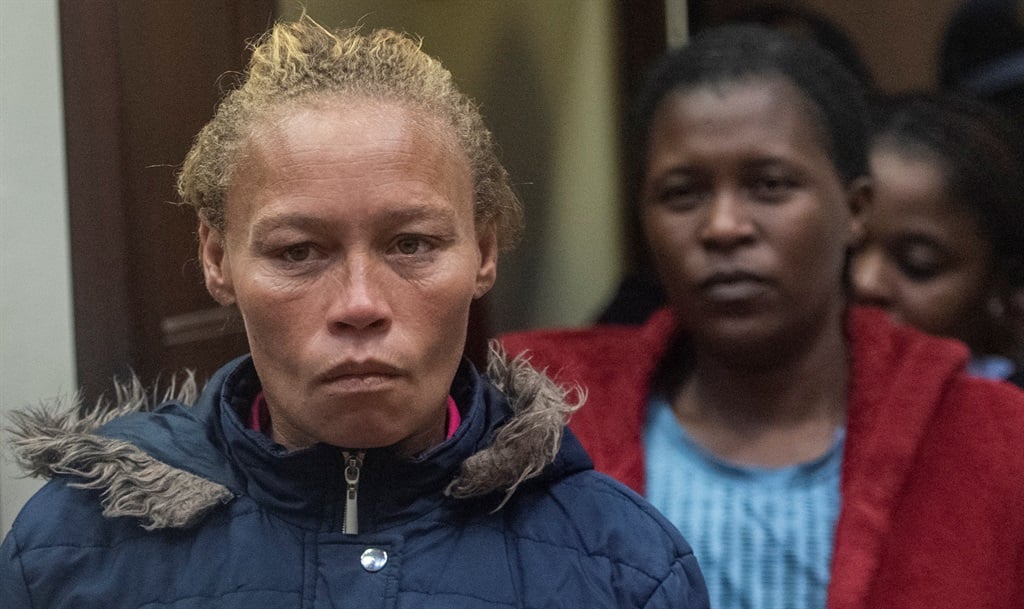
[967,354,1016,381]
[644,396,844,609]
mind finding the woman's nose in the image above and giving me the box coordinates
[700,191,756,249]
[326,259,392,331]
[850,247,894,309]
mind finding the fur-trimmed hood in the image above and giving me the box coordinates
[6,348,582,531]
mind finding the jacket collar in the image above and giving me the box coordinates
[7,349,588,531]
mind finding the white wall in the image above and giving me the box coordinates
[0,1,77,536]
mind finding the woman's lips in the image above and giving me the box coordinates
[317,361,402,393]
[322,373,398,393]
[700,271,771,304]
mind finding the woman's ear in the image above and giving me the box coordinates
[198,219,236,306]
[846,175,873,245]
[474,223,499,299]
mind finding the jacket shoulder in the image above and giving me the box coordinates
[504,469,709,608]
[938,374,1024,469]
[1,474,164,597]
[5,477,118,551]
[847,306,1024,445]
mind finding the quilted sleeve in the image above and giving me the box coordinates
[641,550,710,609]
[0,528,34,609]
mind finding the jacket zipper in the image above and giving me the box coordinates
[342,450,364,535]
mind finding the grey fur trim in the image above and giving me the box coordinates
[5,373,232,530]
[7,353,580,528]
[446,343,584,508]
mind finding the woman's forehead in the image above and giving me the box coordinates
[251,97,458,149]
[223,101,474,231]
[647,79,832,162]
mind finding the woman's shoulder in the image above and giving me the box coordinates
[500,323,646,356]
[944,371,1024,438]
[4,477,117,553]
[846,307,1024,502]
[502,467,708,607]
[499,310,677,384]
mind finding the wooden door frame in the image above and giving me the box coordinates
[61,0,135,402]
[60,0,275,403]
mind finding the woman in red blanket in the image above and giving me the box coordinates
[501,25,1024,609]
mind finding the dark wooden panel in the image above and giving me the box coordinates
[61,0,274,402]
[60,0,135,402]
[614,0,667,275]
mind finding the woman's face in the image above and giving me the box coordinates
[199,100,497,455]
[641,78,862,359]
[850,147,996,347]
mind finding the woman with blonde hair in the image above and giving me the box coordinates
[1,19,708,609]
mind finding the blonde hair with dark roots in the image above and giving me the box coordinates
[177,17,523,249]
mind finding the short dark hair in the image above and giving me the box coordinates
[723,3,873,87]
[631,25,869,190]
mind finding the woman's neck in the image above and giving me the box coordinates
[670,312,849,468]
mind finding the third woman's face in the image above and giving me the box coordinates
[641,78,861,358]
[850,148,995,347]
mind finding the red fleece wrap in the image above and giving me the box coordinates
[501,306,1024,609]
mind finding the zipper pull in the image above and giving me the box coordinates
[342,451,364,535]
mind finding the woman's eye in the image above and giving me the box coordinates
[896,244,948,282]
[898,258,942,282]
[751,176,795,201]
[394,236,431,256]
[655,184,702,211]
[281,244,313,263]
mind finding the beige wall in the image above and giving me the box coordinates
[279,0,624,332]
[703,0,963,92]
[797,0,961,92]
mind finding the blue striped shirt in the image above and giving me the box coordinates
[644,397,843,609]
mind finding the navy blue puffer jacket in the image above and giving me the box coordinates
[1,355,708,608]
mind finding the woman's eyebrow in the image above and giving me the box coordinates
[249,203,458,235]
[379,203,457,226]
[249,213,325,238]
